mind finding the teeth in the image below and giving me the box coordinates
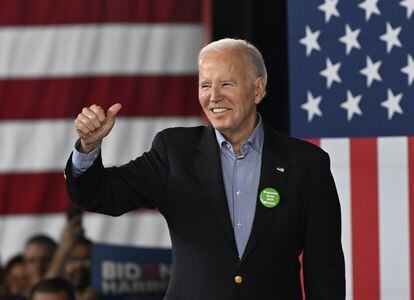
[212,108,228,113]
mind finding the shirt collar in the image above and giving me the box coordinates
[214,114,264,155]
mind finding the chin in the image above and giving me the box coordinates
[210,120,228,131]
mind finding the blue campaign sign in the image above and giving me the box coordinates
[91,244,172,300]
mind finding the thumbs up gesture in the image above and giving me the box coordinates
[74,103,122,153]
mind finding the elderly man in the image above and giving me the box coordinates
[65,38,345,299]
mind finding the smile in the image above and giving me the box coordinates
[211,108,229,114]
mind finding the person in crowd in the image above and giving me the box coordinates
[29,278,75,300]
[2,254,29,298]
[44,214,97,300]
[24,235,57,291]
[63,237,93,298]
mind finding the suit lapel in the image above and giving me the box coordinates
[241,124,288,262]
[193,125,238,254]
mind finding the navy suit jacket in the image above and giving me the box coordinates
[65,122,345,299]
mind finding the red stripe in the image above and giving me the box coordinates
[202,0,212,42]
[409,137,414,300]
[0,0,202,25]
[350,138,380,299]
[299,253,305,299]
[305,138,320,147]
[0,172,69,215]
[0,173,156,215]
[300,139,319,298]
[0,76,201,119]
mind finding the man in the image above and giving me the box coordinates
[43,215,96,300]
[65,38,345,299]
[24,235,57,291]
[30,278,75,300]
[2,255,29,298]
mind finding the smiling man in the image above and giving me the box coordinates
[65,38,345,299]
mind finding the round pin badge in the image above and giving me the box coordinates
[259,187,280,208]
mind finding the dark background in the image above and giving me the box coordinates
[213,0,290,134]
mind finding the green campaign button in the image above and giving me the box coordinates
[259,188,280,208]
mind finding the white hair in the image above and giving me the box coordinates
[198,38,268,89]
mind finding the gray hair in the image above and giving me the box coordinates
[198,38,268,89]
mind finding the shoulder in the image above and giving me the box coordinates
[151,125,207,152]
[265,127,329,166]
[156,125,206,144]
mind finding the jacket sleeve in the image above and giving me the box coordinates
[303,151,346,299]
[64,131,169,216]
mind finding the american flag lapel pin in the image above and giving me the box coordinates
[276,167,285,173]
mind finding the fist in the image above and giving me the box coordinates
[74,103,122,153]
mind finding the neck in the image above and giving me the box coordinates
[221,114,258,156]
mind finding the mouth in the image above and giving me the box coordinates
[210,107,230,114]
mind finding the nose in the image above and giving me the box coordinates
[209,85,222,103]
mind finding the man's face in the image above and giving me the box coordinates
[25,243,53,286]
[198,49,264,140]
[63,243,91,290]
[5,262,29,295]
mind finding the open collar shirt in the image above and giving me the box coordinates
[214,116,264,258]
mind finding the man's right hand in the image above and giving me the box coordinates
[74,103,122,153]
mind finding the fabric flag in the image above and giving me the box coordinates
[0,0,209,265]
[288,0,414,299]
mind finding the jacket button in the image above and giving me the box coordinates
[234,275,243,284]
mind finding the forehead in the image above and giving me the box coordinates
[25,243,51,256]
[33,291,68,300]
[198,49,248,77]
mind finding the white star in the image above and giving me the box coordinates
[401,54,414,85]
[379,22,402,53]
[301,91,323,122]
[381,89,403,120]
[339,24,361,55]
[299,26,321,57]
[359,56,382,87]
[320,58,342,88]
[340,90,363,121]
[318,0,340,23]
[400,0,414,19]
[358,0,381,21]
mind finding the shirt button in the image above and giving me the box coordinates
[236,190,241,196]
[236,160,240,165]
[234,275,243,284]
[236,222,242,228]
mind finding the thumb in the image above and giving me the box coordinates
[107,103,122,121]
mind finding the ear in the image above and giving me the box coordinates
[254,77,265,104]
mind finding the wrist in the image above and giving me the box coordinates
[80,140,100,154]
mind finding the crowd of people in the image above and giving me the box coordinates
[0,208,98,300]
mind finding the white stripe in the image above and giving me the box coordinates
[0,117,202,173]
[0,24,203,78]
[0,211,170,265]
[321,138,353,300]
[378,137,410,299]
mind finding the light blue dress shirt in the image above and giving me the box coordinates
[71,140,101,177]
[72,118,264,259]
[214,117,263,258]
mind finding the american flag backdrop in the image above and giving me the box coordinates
[0,0,208,264]
[288,0,414,299]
